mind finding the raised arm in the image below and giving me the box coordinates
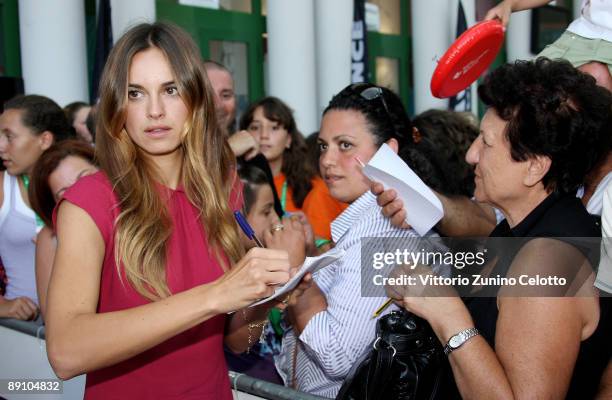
[46,200,290,380]
[371,182,497,236]
[228,130,260,160]
[484,0,554,27]
[435,193,497,237]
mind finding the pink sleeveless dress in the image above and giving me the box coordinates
[54,171,241,400]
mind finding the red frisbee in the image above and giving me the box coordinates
[431,20,504,98]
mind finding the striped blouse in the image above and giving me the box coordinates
[276,191,436,398]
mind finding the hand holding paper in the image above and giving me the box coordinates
[361,143,444,236]
[361,144,444,318]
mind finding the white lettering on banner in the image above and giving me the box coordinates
[352,20,364,40]
[352,21,366,82]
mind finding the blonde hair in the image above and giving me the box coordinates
[96,22,243,300]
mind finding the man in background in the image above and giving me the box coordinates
[204,60,283,217]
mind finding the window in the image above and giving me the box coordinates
[367,0,401,35]
[375,57,399,94]
[220,0,251,13]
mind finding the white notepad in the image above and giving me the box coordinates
[362,143,444,236]
[249,248,345,307]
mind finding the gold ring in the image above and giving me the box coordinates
[281,294,292,307]
[271,224,285,232]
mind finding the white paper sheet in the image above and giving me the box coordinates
[362,143,444,236]
[249,248,345,307]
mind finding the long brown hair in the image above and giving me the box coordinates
[29,140,95,228]
[96,22,243,300]
[240,97,315,207]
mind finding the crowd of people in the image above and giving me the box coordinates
[1,3,611,398]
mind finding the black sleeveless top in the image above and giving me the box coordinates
[440,192,611,399]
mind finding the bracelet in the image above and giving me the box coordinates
[275,294,292,310]
[242,309,268,354]
[444,327,480,356]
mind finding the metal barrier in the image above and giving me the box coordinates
[0,318,45,338]
[229,371,328,400]
[0,319,329,400]
[0,319,86,400]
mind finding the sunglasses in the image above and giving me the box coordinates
[359,86,391,115]
[352,84,403,140]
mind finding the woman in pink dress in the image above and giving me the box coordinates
[45,22,302,399]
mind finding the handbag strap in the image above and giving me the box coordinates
[428,365,443,400]
[365,338,396,400]
[291,339,299,389]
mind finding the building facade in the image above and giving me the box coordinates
[0,0,576,131]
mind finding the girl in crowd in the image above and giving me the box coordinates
[383,59,612,399]
[240,97,347,248]
[226,164,314,384]
[46,22,308,399]
[64,102,93,144]
[28,140,98,319]
[236,164,315,260]
[0,94,73,321]
[277,83,437,398]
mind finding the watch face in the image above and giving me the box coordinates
[449,335,463,348]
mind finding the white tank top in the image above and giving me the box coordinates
[567,0,612,42]
[0,171,38,304]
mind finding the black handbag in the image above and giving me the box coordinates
[336,310,443,400]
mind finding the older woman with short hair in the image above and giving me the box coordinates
[387,58,612,399]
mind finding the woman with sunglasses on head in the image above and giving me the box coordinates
[28,140,98,320]
[44,23,312,399]
[275,83,439,398]
[241,97,347,250]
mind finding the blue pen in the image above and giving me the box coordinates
[234,211,265,248]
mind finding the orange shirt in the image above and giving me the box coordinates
[273,173,347,241]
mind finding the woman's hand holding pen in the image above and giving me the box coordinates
[230,211,312,312]
[210,247,291,314]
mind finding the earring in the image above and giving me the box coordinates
[412,127,422,144]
